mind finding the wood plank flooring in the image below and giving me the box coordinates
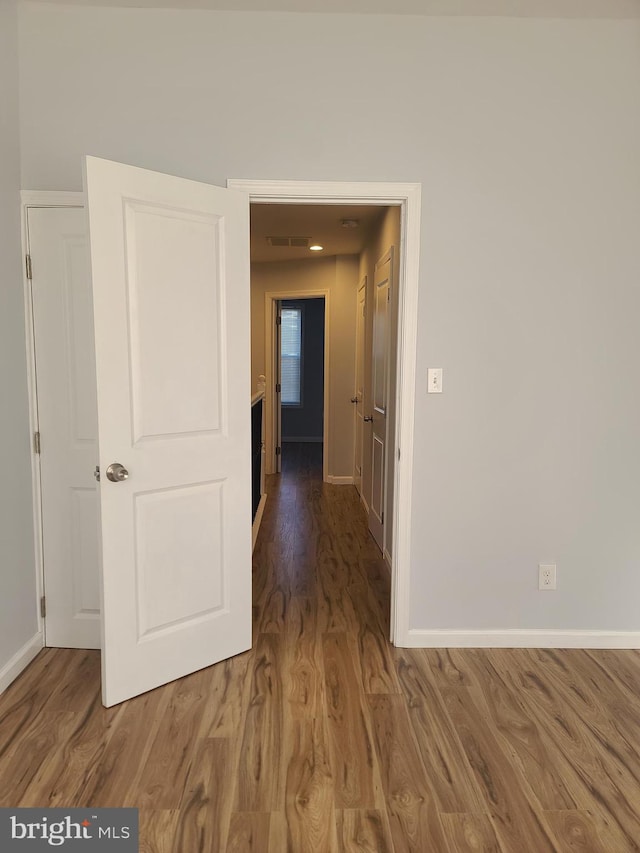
[2,442,640,851]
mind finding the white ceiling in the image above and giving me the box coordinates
[26,0,640,17]
[250,203,386,263]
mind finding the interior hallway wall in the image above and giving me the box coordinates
[251,255,358,480]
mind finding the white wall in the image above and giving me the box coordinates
[17,5,640,638]
[251,256,358,479]
[0,0,39,690]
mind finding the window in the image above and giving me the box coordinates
[280,305,303,406]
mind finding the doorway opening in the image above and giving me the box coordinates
[277,297,326,474]
[251,203,397,550]
[241,181,422,645]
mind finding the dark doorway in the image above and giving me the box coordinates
[280,297,325,471]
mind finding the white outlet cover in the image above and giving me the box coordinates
[428,368,443,393]
[538,563,557,590]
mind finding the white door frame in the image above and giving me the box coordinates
[228,179,421,645]
[264,289,330,483]
[20,191,86,655]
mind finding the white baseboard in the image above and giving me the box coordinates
[252,493,268,551]
[282,437,323,443]
[0,632,44,695]
[397,628,640,649]
[360,493,370,514]
[326,475,354,485]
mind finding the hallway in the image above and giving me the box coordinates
[1,448,640,850]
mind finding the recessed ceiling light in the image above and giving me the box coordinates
[309,244,324,251]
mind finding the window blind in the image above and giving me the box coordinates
[281,307,302,405]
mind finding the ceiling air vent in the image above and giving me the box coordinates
[266,236,310,248]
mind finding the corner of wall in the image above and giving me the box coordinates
[0,632,43,696]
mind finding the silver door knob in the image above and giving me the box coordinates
[363,416,373,422]
[106,462,129,482]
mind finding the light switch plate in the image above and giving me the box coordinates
[428,368,443,393]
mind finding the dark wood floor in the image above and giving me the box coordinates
[2,442,640,851]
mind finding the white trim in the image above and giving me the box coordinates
[390,185,421,648]
[360,493,370,515]
[251,389,265,407]
[230,179,421,649]
[21,190,85,208]
[21,200,44,642]
[326,475,354,485]
[228,179,417,205]
[252,493,268,551]
[383,548,392,570]
[264,288,330,483]
[402,629,640,649]
[0,633,44,695]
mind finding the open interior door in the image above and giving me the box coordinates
[84,156,252,707]
[353,276,366,496]
[368,249,393,550]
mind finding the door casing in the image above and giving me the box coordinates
[228,179,421,646]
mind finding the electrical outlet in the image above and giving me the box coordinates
[539,563,557,590]
[428,368,443,393]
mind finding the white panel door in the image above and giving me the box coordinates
[84,157,252,707]
[369,250,392,549]
[353,277,366,496]
[29,206,100,649]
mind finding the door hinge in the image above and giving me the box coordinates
[40,596,46,618]
[381,511,384,524]
[387,287,391,302]
[34,431,41,454]
[276,315,282,326]
[276,446,281,456]
[26,254,32,280]
[276,383,281,393]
